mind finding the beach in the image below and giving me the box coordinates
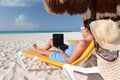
[0,32,103,80]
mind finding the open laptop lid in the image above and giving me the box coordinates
[53,34,64,47]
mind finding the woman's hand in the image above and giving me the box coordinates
[54,47,60,51]
[54,47,63,53]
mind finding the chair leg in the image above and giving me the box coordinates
[17,51,26,70]
[17,51,38,71]
[63,64,77,80]
[26,56,38,70]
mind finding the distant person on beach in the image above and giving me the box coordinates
[32,18,95,63]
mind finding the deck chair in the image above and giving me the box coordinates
[17,40,95,71]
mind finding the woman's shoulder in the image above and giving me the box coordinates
[77,40,91,47]
[76,40,87,45]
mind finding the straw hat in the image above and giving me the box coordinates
[90,19,120,51]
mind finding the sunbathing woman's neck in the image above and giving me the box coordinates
[84,33,93,43]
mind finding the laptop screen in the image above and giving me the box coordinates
[53,34,64,47]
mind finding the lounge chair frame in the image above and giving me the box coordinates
[63,64,99,80]
[17,40,99,79]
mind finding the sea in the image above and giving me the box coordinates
[0,31,72,34]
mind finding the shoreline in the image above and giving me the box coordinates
[0,31,78,35]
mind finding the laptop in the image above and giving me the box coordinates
[53,34,68,51]
[53,34,64,47]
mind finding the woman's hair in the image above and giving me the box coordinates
[84,18,95,32]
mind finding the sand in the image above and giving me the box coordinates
[0,32,103,80]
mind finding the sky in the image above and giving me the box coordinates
[0,0,82,32]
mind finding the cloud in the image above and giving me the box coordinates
[15,14,39,28]
[0,0,42,7]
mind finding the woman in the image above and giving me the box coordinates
[32,19,94,64]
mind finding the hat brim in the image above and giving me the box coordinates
[90,21,120,51]
[96,39,120,51]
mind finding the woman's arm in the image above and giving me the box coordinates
[56,40,89,64]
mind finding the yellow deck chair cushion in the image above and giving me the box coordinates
[22,40,94,67]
